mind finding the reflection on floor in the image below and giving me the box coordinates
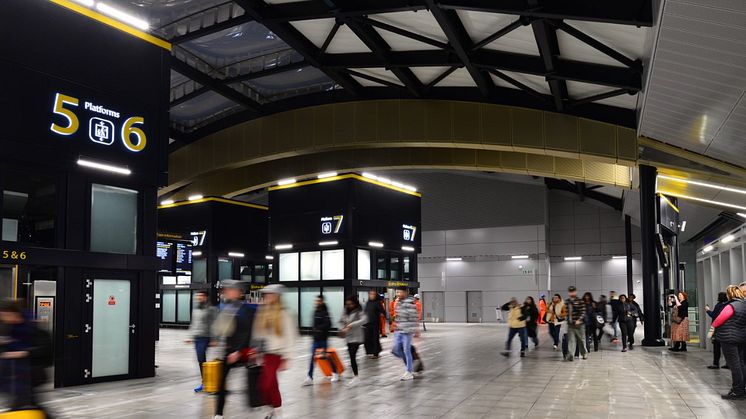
[34,324,746,418]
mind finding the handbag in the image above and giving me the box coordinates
[595,314,605,327]
[246,363,265,408]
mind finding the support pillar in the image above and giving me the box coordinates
[625,214,633,295]
[640,165,664,346]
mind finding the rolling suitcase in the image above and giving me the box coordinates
[314,348,345,376]
[0,411,46,419]
[202,360,223,393]
[246,364,264,408]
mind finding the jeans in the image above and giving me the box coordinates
[722,342,746,394]
[194,337,210,379]
[308,340,336,378]
[567,324,588,359]
[392,332,414,372]
[548,323,561,346]
[506,327,528,351]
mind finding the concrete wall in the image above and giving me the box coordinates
[418,225,547,323]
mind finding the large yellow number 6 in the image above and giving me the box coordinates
[121,116,147,152]
[50,93,80,135]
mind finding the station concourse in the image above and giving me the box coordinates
[2,1,746,418]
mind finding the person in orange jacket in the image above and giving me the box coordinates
[379,296,388,338]
[538,294,548,325]
[389,296,399,333]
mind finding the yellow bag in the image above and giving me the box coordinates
[0,410,46,419]
[202,360,223,393]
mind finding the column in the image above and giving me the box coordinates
[640,165,664,346]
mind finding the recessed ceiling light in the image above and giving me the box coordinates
[265,255,274,260]
[96,3,150,30]
[188,195,203,201]
[564,256,582,261]
[368,241,384,248]
[275,244,293,250]
[319,240,338,246]
[703,245,714,253]
[402,246,415,252]
[722,235,735,244]
[446,257,462,261]
[160,199,174,206]
[77,158,131,175]
[612,256,626,259]
[277,178,296,186]
[511,255,529,259]
[317,172,337,179]
[228,252,245,258]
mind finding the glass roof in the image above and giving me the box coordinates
[170,90,241,129]
[243,66,334,102]
[104,0,229,29]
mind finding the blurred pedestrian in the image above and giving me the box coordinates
[339,296,367,386]
[546,294,566,350]
[538,295,547,325]
[303,295,336,385]
[582,292,598,352]
[363,290,385,359]
[565,286,588,361]
[500,297,528,357]
[254,284,297,418]
[391,288,418,380]
[524,296,539,347]
[706,292,729,369]
[185,290,216,393]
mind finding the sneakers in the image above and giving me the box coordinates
[629,344,634,350]
[721,391,746,400]
[581,354,588,360]
[622,348,628,352]
[500,351,509,357]
[194,384,204,393]
[520,351,526,357]
[348,377,359,386]
[400,372,414,381]
[553,345,558,350]
[214,416,224,419]
[331,373,340,382]
[565,356,574,362]
[302,377,313,386]
[708,365,720,370]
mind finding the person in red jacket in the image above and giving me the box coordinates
[538,295,548,325]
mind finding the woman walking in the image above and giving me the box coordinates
[582,292,598,352]
[524,296,540,347]
[339,296,368,386]
[254,284,297,419]
[302,295,336,385]
[546,294,566,350]
[711,285,746,399]
[706,292,729,369]
[669,291,690,352]
[615,294,637,352]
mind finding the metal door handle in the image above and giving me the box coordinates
[129,324,136,334]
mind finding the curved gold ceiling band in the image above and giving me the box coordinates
[165,100,638,196]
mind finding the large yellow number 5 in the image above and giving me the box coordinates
[50,93,80,135]
[121,116,147,152]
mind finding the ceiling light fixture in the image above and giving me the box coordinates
[228,252,245,258]
[362,172,378,180]
[612,256,627,259]
[511,255,529,259]
[368,241,384,248]
[703,245,714,253]
[738,213,746,219]
[680,220,687,232]
[188,194,203,201]
[317,172,337,179]
[192,251,202,257]
[96,3,150,30]
[402,246,415,252]
[564,256,582,261]
[160,199,174,206]
[77,158,131,175]
[658,174,746,196]
[275,244,293,250]
[72,0,95,7]
[277,178,296,186]
[722,235,735,244]
[655,191,746,212]
[265,255,274,260]
[319,240,338,246]
[446,257,462,261]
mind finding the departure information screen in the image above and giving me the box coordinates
[175,242,192,272]
[156,241,173,272]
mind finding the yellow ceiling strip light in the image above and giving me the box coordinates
[655,190,746,212]
[657,174,746,195]
[657,193,680,213]
[158,197,268,211]
[48,0,171,51]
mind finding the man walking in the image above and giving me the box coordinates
[391,288,418,381]
[609,290,621,343]
[363,290,385,359]
[565,286,588,361]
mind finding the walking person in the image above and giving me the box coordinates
[303,295,337,385]
[185,290,216,393]
[582,292,598,352]
[609,291,621,343]
[546,294,566,350]
[339,296,367,386]
[710,285,746,399]
[500,298,528,357]
[669,291,690,352]
[363,290,385,359]
[565,286,588,361]
[706,292,729,369]
[595,295,608,348]
[615,295,635,352]
[627,294,643,349]
[213,280,257,419]
[538,295,548,325]
[254,284,297,418]
[524,296,540,347]
[391,288,419,381]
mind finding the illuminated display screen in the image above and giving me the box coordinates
[157,241,174,272]
[176,242,192,272]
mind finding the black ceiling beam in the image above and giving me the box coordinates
[172,86,636,146]
[170,86,210,107]
[346,69,406,89]
[438,0,654,27]
[425,66,459,89]
[487,69,550,104]
[171,59,262,111]
[321,50,641,91]
[222,60,308,84]
[553,21,641,70]
[529,0,567,113]
[545,178,623,211]
[570,88,630,107]
[471,18,525,51]
[319,21,342,53]
[169,14,252,44]
[235,0,363,96]
[342,16,424,97]
[427,1,494,97]
[361,17,451,50]
[260,0,428,22]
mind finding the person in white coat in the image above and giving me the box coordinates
[339,296,368,386]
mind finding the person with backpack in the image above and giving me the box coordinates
[212,280,257,419]
[339,296,368,386]
[302,295,337,385]
[0,299,54,416]
[500,297,528,357]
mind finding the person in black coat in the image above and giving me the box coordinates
[711,285,746,399]
[214,280,256,417]
[706,292,729,369]
[303,295,338,385]
[582,292,599,352]
[363,290,385,358]
[524,296,540,347]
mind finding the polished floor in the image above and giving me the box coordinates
[22,324,746,418]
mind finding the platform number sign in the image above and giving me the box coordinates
[403,224,417,242]
[321,215,344,235]
[49,92,147,152]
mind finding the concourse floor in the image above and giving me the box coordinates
[32,324,746,418]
